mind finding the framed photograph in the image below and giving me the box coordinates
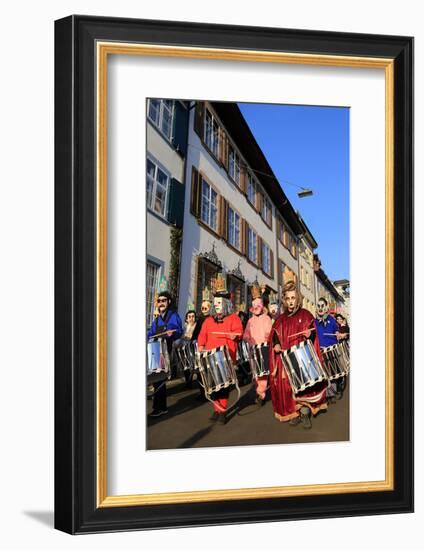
[54,15,413,534]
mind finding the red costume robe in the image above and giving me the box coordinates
[197,313,243,412]
[268,307,327,422]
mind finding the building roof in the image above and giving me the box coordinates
[210,101,304,236]
[296,212,318,249]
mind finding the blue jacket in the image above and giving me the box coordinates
[148,309,183,346]
[316,314,339,348]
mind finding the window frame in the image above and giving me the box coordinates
[203,108,220,159]
[247,225,258,265]
[146,156,171,219]
[200,176,219,233]
[227,205,241,251]
[147,99,175,141]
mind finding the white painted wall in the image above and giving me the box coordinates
[179,104,284,313]
[0,1,421,549]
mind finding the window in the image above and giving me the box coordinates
[262,196,272,226]
[200,178,218,231]
[247,173,256,205]
[146,261,160,327]
[247,226,257,263]
[262,242,271,275]
[204,109,219,157]
[279,260,286,287]
[228,275,243,311]
[146,158,169,217]
[228,207,241,250]
[148,99,174,140]
[196,258,220,310]
[228,146,240,185]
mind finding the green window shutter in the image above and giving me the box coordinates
[167,178,185,228]
[172,101,188,156]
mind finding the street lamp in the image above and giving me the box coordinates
[297,188,313,198]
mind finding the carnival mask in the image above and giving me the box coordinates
[317,300,329,317]
[283,290,298,313]
[250,298,264,316]
[268,303,279,318]
[213,297,224,315]
[201,301,211,315]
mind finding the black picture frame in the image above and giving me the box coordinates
[55,15,414,534]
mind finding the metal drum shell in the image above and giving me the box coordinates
[195,346,237,395]
[282,340,327,395]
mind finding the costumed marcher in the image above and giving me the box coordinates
[335,313,350,341]
[268,280,327,429]
[192,287,212,341]
[178,307,198,388]
[315,298,343,402]
[243,285,272,405]
[268,291,280,323]
[197,273,243,424]
[147,279,183,417]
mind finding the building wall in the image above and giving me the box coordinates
[179,103,290,314]
[299,238,316,314]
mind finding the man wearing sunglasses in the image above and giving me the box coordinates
[315,297,343,401]
[147,290,183,417]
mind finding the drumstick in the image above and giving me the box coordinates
[323,332,338,336]
[211,331,242,337]
[288,327,316,338]
[149,329,177,340]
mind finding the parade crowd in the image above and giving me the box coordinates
[147,273,350,430]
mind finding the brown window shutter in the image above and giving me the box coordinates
[219,128,227,167]
[220,196,228,239]
[257,235,262,267]
[194,101,204,138]
[257,191,263,214]
[190,167,201,217]
[240,164,247,194]
[241,219,247,256]
[270,248,274,279]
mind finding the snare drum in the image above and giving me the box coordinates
[195,346,237,395]
[147,338,171,383]
[236,340,250,364]
[321,343,349,380]
[249,342,270,378]
[282,340,327,394]
[175,340,197,372]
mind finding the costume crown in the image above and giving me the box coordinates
[213,272,230,297]
[187,302,195,312]
[250,285,262,300]
[157,274,169,293]
[202,286,212,302]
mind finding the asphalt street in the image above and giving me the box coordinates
[147,376,349,450]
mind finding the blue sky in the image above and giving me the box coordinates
[238,103,350,282]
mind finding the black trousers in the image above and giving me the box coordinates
[153,381,167,411]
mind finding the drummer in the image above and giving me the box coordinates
[268,280,327,428]
[243,285,272,406]
[315,298,342,402]
[197,273,243,425]
[147,289,183,418]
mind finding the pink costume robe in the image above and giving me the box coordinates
[243,313,272,399]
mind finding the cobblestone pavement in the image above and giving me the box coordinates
[147,377,349,450]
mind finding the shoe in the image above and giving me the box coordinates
[255,396,265,407]
[289,416,301,426]
[209,411,220,422]
[149,409,168,418]
[300,410,312,430]
[336,391,343,400]
[217,413,227,425]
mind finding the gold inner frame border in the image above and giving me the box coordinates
[96,42,395,508]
